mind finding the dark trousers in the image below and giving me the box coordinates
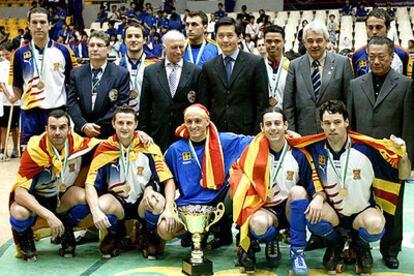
[380,181,404,257]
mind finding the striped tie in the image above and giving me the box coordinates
[311,60,321,99]
[168,63,178,97]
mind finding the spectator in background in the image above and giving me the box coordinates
[297,19,308,55]
[128,2,138,18]
[97,5,108,27]
[106,21,118,37]
[151,33,163,58]
[119,5,128,17]
[252,38,267,58]
[225,0,236,12]
[408,39,414,60]
[143,7,157,32]
[236,5,250,32]
[207,13,216,39]
[0,26,9,46]
[12,29,25,47]
[245,16,259,41]
[355,2,368,22]
[107,5,120,21]
[215,3,227,20]
[108,34,121,59]
[168,8,182,31]
[341,0,353,15]
[157,11,169,29]
[327,14,339,46]
[386,4,395,21]
[164,0,174,14]
[78,32,89,59]
[118,16,127,35]
[70,0,85,29]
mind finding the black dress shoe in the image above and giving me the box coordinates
[382,256,399,269]
[305,234,327,251]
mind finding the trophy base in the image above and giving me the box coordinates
[182,258,213,276]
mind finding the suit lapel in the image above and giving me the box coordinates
[318,53,334,102]
[360,73,375,107]
[158,61,173,98]
[228,52,246,87]
[299,56,316,102]
[175,61,190,98]
[82,66,93,113]
[374,70,398,108]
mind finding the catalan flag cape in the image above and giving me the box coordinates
[289,131,405,216]
[175,104,226,190]
[86,132,173,185]
[12,132,100,193]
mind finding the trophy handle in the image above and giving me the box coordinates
[172,203,187,231]
[205,202,225,232]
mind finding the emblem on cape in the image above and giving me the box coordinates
[130,90,138,99]
[108,89,118,102]
[187,90,196,103]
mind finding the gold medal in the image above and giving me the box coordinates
[130,90,138,99]
[269,96,278,106]
[59,183,67,193]
[339,188,348,197]
[37,80,45,89]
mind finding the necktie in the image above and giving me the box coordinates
[91,68,102,94]
[311,60,321,99]
[168,63,178,97]
[224,56,233,82]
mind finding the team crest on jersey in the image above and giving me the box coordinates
[23,51,32,59]
[182,152,191,161]
[286,171,294,181]
[53,62,60,71]
[137,166,144,176]
[68,163,76,172]
[353,169,361,180]
[318,155,326,166]
[359,59,367,69]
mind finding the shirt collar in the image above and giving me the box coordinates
[307,51,327,67]
[222,48,240,62]
[165,58,183,68]
[90,62,108,73]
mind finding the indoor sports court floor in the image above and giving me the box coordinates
[1,158,414,275]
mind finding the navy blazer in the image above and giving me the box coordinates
[67,62,130,138]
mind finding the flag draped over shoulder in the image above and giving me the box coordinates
[85,133,172,185]
[289,131,405,215]
[229,132,270,251]
[14,132,100,191]
[175,104,225,190]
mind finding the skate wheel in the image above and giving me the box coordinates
[327,270,337,275]
[336,264,345,273]
[63,253,74,258]
[102,254,112,259]
[25,256,37,262]
[147,255,157,260]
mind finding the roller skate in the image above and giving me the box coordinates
[323,238,345,275]
[59,227,76,258]
[237,246,256,274]
[16,228,37,262]
[100,232,120,258]
[265,237,281,266]
[290,248,309,276]
[355,241,373,275]
[143,230,164,260]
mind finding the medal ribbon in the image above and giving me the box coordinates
[119,143,131,182]
[52,139,69,191]
[31,40,49,82]
[188,140,202,170]
[187,40,207,65]
[269,57,285,99]
[126,53,146,91]
[270,141,289,188]
[326,137,351,190]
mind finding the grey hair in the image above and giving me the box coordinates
[303,20,329,41]
[89,30,110,46]
[162,30,185,47]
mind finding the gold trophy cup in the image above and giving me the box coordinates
[173,202,225,276]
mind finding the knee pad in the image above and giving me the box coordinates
[107,214,119,232]
[250,225,278,242]
[10,216,36,233]
[144,210,160,231]
[306,220,337,240]
[65,204,90,227]
[358,227,385,243]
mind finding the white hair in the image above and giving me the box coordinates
[303,20,329,41]
[162,30,185,47]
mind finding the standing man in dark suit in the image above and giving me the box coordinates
[283,20,353,136]
[348,36,414,269]
[138,30,201,152]
[198,16,268,135]
[67,30,130,138]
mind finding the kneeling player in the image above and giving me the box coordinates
[230,107,323,275]
[85,105,174,259]
[296,100,411,275]
[9,110,99,261]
